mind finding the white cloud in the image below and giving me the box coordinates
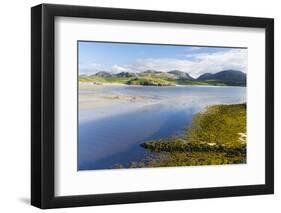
[185,46,202,52]
[111,65,130,73]
[109,49,247,78]
[80,49,247,77]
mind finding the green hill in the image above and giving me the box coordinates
[197,70,246,86]
[79,70,246,86]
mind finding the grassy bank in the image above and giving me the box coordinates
[79,75,234,86]
[127,103,247,168]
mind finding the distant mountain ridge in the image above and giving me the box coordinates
[93,71,112,77]
[91,70,195,80]
[167,70,194,80]
[115,72,136,77]
[197,70,246,85]
[80,70,246,86]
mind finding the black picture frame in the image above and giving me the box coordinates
[31,3,274,209]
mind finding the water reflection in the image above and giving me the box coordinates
[78,85,246,170]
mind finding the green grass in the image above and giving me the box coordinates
[79,75,133,84]
[127,103,247,168]
[127,77,174,86]
[79,75,239,86]
[79,76,108,83]
[187,104,246,148]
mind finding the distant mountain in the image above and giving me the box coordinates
[115,72,136,77]
[197,70,246,86]
[167,70,194,80]
[79,69,246,86]
[138,70,170,79]
[197,73,213,80]
[94,71,112,77]
[142,70,163,74]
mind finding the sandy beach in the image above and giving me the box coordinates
[79,83,162,110]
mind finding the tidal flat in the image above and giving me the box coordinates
[78,84,246,170]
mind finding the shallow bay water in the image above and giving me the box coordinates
[78,85,246,170]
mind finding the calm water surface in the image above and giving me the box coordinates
[78,85,246,170]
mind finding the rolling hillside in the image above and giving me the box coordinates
[79,70,246,86]
[197,70,246,86]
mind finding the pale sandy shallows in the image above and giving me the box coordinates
[79,83,160,110]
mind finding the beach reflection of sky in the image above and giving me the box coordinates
[78,85,246,170]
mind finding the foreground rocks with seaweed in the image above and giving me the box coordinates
[127,103,247,168]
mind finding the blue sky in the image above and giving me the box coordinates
[78,41,247,78]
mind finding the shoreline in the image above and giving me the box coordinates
[79,84,246,119]
[79,82,246,88]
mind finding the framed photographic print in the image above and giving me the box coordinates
[31,3,274,209]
